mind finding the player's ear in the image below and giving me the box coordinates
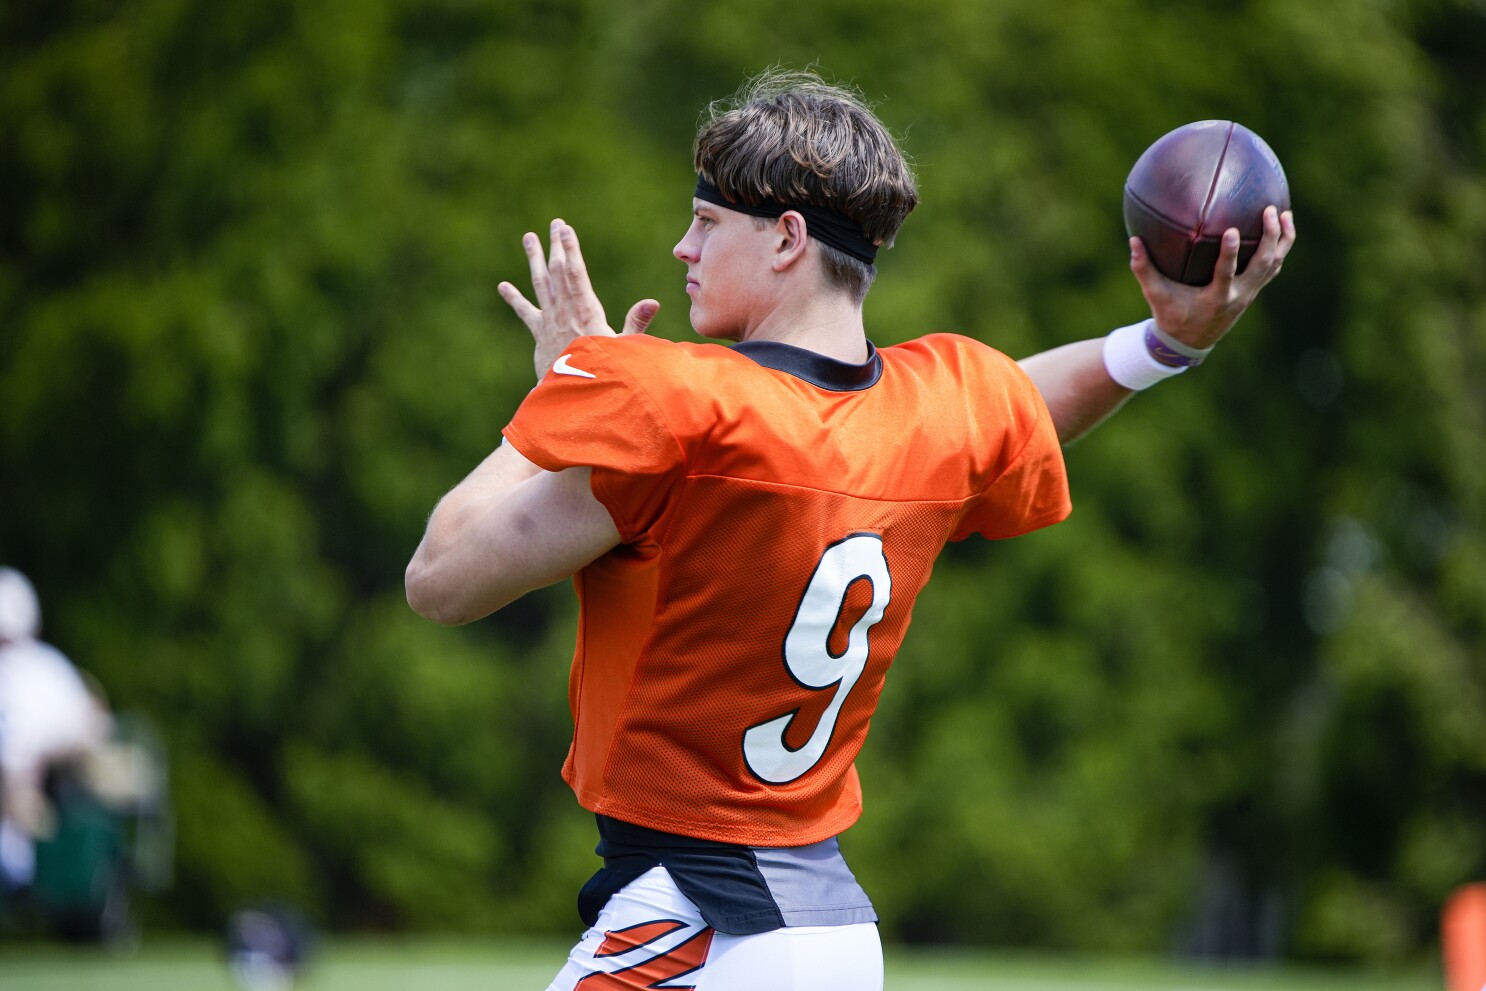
[772,211,810,272]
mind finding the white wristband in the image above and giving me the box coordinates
[1103,320,1189,391]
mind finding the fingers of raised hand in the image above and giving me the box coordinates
[1266,207,1296,269]
[1239,206,1294,289]
[1128,236,1159,290]
[1129,236,1181,311]
[557,224,602,326]
[545,218,569,302]
[558,225,589,292]
[498,281,542,332]
[622,299,660,336]
[523,232,553,309]
[1209,227,1241,297]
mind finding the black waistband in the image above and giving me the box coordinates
[579,815,785,935]
[593,814,743,853]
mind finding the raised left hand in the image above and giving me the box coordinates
[498,219,660,381]
[1131,205,1297,350]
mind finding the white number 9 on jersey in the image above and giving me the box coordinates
[742,534,892,784]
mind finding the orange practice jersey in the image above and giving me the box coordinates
[503,333,1070,847]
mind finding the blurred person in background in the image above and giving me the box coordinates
[0,566,112,899]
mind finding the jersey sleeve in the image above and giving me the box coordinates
[952,351,1072,541]
[502,337,688,541]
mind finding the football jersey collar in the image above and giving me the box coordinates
[731,340,882,392]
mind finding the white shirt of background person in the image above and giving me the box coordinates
[0,567,110,889]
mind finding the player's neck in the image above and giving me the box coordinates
[741,292,869,364]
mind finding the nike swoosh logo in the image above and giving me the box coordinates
[552,354,597,379]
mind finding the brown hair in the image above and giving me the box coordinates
[693,69,919,303]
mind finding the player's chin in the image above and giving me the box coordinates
[691,312,739,342]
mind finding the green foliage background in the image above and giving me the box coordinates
[2,0,1483,962]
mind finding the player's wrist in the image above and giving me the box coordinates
[1103,319,1200,390]
[1144,321,1214,368]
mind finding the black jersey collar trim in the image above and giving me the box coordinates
[731,339,881,392]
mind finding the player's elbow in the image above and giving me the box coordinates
[405,557,471,626]
[404,559,442,623]
[405,555,519,626]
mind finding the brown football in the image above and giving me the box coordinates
[1123,120,1290,286]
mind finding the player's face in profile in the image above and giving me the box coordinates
[674,201,776,341]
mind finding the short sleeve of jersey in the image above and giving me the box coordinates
[503,337,687,541]
[952,351,1072,541]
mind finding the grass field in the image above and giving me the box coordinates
[0,938,1442,991]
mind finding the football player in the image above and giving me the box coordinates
[405,70,1294,990]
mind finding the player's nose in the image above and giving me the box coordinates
[674,224,701,263]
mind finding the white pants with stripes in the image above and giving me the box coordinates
[545,866,883,991]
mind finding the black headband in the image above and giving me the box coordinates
[694,177,879,265]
